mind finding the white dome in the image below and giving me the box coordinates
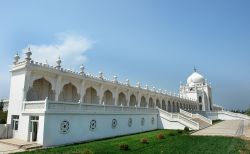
[187,72,205,85]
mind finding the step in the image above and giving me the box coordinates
[192,118,211,129]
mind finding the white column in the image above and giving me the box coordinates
[99,84,104,105]
[146,94,149,108]
[23,70,31,101]
[137,92,141,107]
[126,90,130,107]
[114,87,118,106]
[55,76,62,101]
[79,80,85,103]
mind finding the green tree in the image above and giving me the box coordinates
[0,100,3,111]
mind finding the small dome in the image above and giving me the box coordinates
[187,72,205,85]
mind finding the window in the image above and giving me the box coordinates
[199,96,202,103]
[31,116,39,121]
[12,115,19,130]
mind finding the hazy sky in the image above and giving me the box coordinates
[0,0,249,110]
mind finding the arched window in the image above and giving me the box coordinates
[168,101,171,112]
[140,96,147,107]
[26,78,55,101]
[199,96,202,103]
[118,92,126,106]
[176,102,180,112]
[173,102,176,112]
[84,87,99,104]
[129,95,137,107]
[162,100,166,111]
[209,97,213,111]
[59,83,79,102]
[149,97,154,108]
[103,90,114,105]
[156,99,161,108]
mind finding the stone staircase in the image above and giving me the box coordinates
[191,118,210,129]
[158,108,200,130]
[180,109,212,130]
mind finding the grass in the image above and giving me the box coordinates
[19,129,250,154]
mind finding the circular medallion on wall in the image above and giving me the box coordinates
[141,118,145,126]
[90,120,97,131]
[112,119,117,128]
[60,120,70,134]
[128,118,132,127]
[151,117,154,124]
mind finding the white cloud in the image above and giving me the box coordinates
[22,32,93,69]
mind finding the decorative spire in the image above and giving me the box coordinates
[99,72,103,79]
[153,86,156,92]
[113,75,118,83]
[145,84,149,90]
[193,66,197,72]
[126,79,130,86]
[56,56,62,69]
[13,52,20,65]
[25,48,32,62]
[80,64,85,75]
[136,82,141,88]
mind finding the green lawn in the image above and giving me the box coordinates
[20,130,250,154]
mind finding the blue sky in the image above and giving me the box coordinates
[0,0,250,110]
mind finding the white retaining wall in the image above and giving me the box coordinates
[0,124,6,139]
[42,112,158,147]
[157,115,185,130]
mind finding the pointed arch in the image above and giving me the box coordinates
[26,78,55,101]
[129,94,137,107]
[162,100,166,111]
[149,97,154,108]
[84,87,99,104]
[140,96,147,107]
[173,101,176,112]
[156,99,161,108]
[59,83,79,102]
[168,101,171,112]
[118,92,127,106]
[177,102,180,112]
[103,90,114,105]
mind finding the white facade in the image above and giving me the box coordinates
[6,50,214,146]
[180,69,213,111]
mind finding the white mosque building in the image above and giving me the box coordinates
[4,49,249,147]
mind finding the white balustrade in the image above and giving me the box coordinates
[23,99,158,114]
[158,108,199,130]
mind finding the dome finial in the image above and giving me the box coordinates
[193,66,197,72]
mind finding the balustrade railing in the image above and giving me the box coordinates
[158,108,199,130]
[180,109,193,117]
[219,110,250,120]
[180,109,212,125]
[23,99,158,114]
[193,114,212,125]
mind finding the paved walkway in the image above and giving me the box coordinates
[192,120,249,137]
[0,143,24,154]
[0,139,36,154]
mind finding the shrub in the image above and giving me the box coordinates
[177,130,183,134]
[156,133,165,139]
[168,132,176,136]
[0,111,7,124]
[140,138,149,144]
[119,144,129,151]
[184,126,189,132]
